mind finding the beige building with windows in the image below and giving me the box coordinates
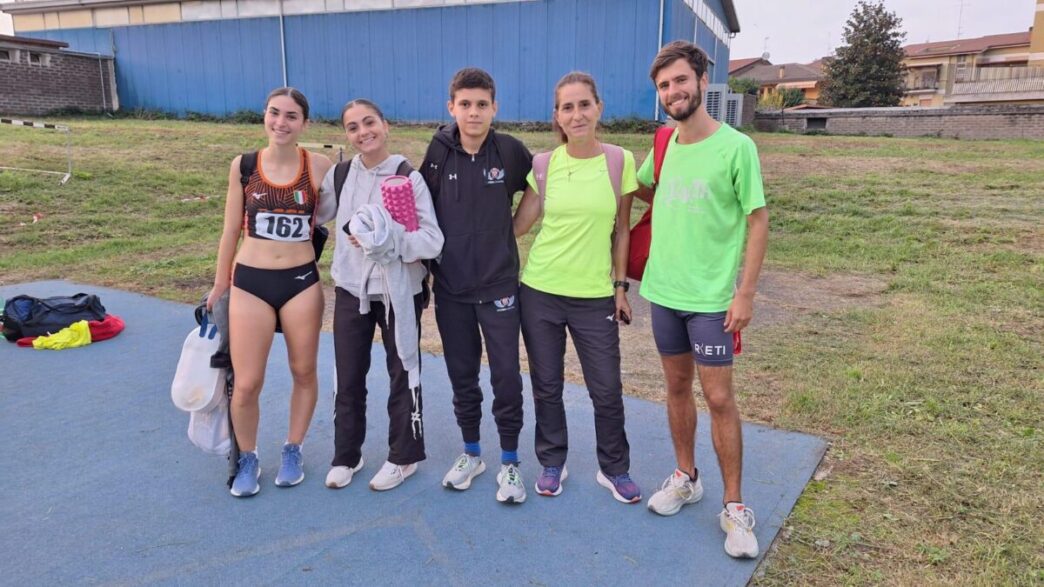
[902,0,1044,106]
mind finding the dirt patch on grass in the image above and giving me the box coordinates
[320,269,888,412]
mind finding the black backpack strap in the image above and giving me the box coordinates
[239,151,258,189]
[422,140,451,201]
[396,159,415,178]
[332,160,352,211]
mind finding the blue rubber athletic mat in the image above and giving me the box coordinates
[1,281,826,586]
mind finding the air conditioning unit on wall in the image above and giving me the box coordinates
[705,84,743,127]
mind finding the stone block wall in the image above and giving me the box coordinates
[753,105,1044,140]
[0,47,116,115]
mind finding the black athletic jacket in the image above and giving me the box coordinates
[421,124,532,304]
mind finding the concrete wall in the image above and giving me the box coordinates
[0,46,117,115]
[753,105,1044,140]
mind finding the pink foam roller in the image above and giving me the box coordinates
[380,175,420,232]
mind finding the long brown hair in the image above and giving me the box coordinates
[551,71,601,143]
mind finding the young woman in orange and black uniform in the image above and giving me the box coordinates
[208,87,333,498]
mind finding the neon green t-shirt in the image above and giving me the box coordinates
[522,145,638,298]
[637,123,766,312]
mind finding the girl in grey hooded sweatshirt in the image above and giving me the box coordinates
[314,99,444,492]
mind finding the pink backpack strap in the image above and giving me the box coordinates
[600,143,625,205]
[532,151,553,209]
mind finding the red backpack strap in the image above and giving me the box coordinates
[652,126,675,186]
[600,143,625,204]
[532,151,553,208]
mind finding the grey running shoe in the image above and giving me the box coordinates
[442,453,486,490]
[496,463,526,504]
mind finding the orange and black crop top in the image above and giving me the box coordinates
[242,148,318,242]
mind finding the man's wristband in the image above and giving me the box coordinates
[613,280,629,292]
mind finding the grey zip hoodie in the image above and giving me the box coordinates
[348,204,422,388]
[316,153,444,299]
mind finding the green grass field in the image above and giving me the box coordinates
[1,118,1041,585]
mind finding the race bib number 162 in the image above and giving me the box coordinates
[256,212,312,242]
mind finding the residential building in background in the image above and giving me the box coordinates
[729,56,770,77]
[903,30,1042,106]
[0,0,741,121]
[728,57,824,105]
[902,0,1044,107]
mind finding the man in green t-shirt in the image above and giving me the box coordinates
[638,41,769,560]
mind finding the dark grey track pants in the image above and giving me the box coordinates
[519,284,630,475]
[434,291,524,452]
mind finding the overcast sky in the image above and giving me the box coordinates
[729,0,1036,64]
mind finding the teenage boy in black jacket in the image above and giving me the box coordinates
[421,68,533,504]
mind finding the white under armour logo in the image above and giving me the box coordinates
[606,315,615,321]
[294,271,313,281]
[429,163,438,170]
[448,174,458,181]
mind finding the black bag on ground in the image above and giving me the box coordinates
[2,293,107,341]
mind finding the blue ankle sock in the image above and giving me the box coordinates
[501,450,519,465]
[464,442,481,457]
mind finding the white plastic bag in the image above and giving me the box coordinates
[171,315,224,413]
[172,314,231,456]
[188,394,231,456]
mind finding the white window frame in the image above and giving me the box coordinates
[28,52,52,67]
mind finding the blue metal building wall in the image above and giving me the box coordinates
[665,0,731,84]
[25,27,113,56]
[283,0,661,121]
[113,19,283,114]
[666,0,696,46]
[25,0,729,121]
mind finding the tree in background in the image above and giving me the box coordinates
[728,77,761,95]
[779,88,805,108]
[756,88,805,111]
[821,0,906,107]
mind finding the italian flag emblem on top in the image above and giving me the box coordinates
[293,190,305,205]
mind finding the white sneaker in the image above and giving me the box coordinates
[442,453,486,490]
[369,461,417,491]
[496,463,526,504]
[719,503,759,559]
[648,469,704,516]
[325,458,365,489]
